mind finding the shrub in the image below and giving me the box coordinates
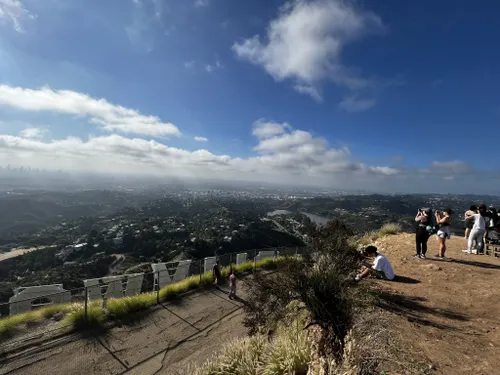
[195,336,266,375]
[107,293,156,319]
[243,220,362,362]
[193,302,310,375]
[378,223,401,236]
[62,302,106,330]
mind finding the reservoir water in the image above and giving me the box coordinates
[266,210,330,226]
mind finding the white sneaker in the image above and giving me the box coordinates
[354,275,361,282]
[471,250,478,255]
[463,250,471,253]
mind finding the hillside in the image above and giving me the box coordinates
[367,233,500,375]
[2,233,500,375]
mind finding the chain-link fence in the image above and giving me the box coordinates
[0,246,307,347]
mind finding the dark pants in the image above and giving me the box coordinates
[416,228,430,256]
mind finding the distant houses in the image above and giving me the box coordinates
[55,243,87,261]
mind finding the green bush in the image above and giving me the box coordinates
[193,303,310,375]
[378,223,402,236]
[107,293,156,318]
[62,303,105,330]
[195,336,266,375]
[243,220,362,362]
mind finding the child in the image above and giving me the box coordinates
[228,270,236,299]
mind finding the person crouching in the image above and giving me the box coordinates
[355,245,395,282]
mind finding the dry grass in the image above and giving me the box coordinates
[379,223,402,236]
[0,303,75,337]
[355,223,402,247]
[192,302,311,375]
[333,307,432,375]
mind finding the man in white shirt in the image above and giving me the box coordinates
[355,245,395,281]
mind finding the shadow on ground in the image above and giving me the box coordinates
[450,258,500,270]
[392,275,420,284]
[376,291,469,330]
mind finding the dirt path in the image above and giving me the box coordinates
[0,283,250,375]
[373,233,500,375]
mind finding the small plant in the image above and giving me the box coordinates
[62,303,106,330]
[378,223,402,236]
[195,335,266,375]
[192,302,310,375]
[107,293,156,319]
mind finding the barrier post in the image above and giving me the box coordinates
[253,249,257,272]
[199,259,202,283]
[84,286,88,323]
[156,270,160,304]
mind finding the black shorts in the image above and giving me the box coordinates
[466,221,474,229]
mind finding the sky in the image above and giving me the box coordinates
[0,0,499,194]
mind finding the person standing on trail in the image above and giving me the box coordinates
[435,209,453,259]
[355,245,395,281]
[415,208,432,259]
[228,270,236,299]
[213,260,222,285]
[464,205,477,240]
[464,204,488,254]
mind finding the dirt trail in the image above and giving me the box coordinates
[373,233,500,375]
[0,283,250,375]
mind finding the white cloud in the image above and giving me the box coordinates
[0,0,35,32]
[293,85,323,102]
[194,0,209,8]
[232,0,384,101]
[205,60,222,73]
[194,136,208,142]
[252,120,291,139]
[339,96,376,112]
[19,127,47,139]
[0,85,181,137]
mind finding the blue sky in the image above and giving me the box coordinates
[0,0,499,193]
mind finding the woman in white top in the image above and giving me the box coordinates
[465,204,488,254]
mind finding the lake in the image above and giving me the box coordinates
[267,210,330,226]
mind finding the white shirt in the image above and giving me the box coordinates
[472,214,488,231]
[372,254,395,280]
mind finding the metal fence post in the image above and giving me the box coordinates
[253,249,257,272]
[156,270,160,304]
[199,259,202,283]
[84,286,88,324]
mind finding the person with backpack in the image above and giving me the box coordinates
[415,208,432,259]
[464,204,488,254]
